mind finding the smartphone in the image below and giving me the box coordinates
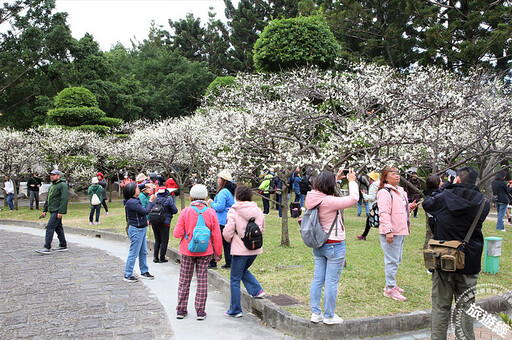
[342,169,349,175]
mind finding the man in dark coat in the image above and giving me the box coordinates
[422,167,490,340]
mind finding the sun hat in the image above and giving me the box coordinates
[217,170,232,182]
[136,173,147,182]
[190,184,208,200]
[368,172,380,181]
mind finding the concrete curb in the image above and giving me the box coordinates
[2,219,509,339]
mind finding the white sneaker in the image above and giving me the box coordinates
[89,222,93,225]
[106,212,109,215]
[323,314,344,325]
[310,313,323,323]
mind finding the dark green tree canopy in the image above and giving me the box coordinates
[253,16,340,72]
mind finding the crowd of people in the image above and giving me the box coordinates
[24,164,508,338]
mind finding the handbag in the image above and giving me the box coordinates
[423,199,486,271]
[300,202,339,248]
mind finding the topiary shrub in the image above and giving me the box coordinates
[54,87,99,109]
[48,107,106,126]
[253,16,340,72]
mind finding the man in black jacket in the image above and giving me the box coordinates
[27,172,42,210]
[423,167,490,340]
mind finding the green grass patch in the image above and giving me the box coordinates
[2,199,510,320]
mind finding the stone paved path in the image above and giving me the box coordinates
[0,228,174,339]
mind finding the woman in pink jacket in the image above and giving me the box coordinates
[222,186,266,318]
[377,167,418,302]
[304,170,359,325]
[173,184,222,320]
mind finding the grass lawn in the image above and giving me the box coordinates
[2,198,510,320]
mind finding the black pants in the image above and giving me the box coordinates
[101,199,108,213]
[361,217,372,237]
[44,212,66,249]
[152,224,170,261]
[262,193,270,214]
[210,224,231,267]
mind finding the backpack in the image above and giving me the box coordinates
[367,188,393,228]
[91,186,101,206]
[149,195,169,225]
[290,202,301,218]
[239,218,263,250]
[299,175,311,195]
[185,206,211,253]
[300,204,339,248]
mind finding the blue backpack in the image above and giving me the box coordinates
[185,206,211,253]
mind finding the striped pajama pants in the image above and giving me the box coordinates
[176,255,210,315]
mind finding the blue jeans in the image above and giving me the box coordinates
[125,226,149,277]
[310,242,346,318]
[357,197,369,216]
[380,234,405,288]
[89,204,101,222]
[496,202,507,230]
[6,193,14,210]
[295,193,304,208]
[227,255,263,315]
[44,212,67,249]
[276,194,282,217]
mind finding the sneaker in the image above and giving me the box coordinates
[356,235,366,241]
[123,276,138,283]
[94,221,100,225]
[383,286,406,301]
[310,313,323,323]
[208,263,217,269]
[53,246,68,252]
[196,313,207,320]
[224,310,243,318]
[36,248,51,255]
[160,259,168,263]
[254,290,266,299]
[323,314,344,325]
[89,222,93,225]
[153,258,160,263]
[396,285,404,293]
[140,272,154,280]
[176,312,187,319]
[106,211,109,215]
[221,264,231,269]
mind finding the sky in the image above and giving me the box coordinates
[55,0,233,51]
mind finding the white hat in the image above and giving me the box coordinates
[136,173,147,182]
[217,170,232,182]
[92,177,99,184]
[190,184,208,200]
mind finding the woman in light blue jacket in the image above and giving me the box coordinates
[208,170,235,269]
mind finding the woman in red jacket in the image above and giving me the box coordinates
[173,184,222,320]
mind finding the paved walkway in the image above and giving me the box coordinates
[0,224,294,340]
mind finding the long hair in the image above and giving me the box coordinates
[216,178,228,194]
[378,167,397,190]
[123,182,137,200]
[312,171,336,196]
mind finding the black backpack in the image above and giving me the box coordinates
[367,188,392,228]
[299,175,311,195]
[290,202,302,218]
[149,196,168,225]
[240,218,263,250]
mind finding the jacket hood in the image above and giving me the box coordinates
[443,183,485,215]
[156,190,169,198]
[305,190,327,210]
[225,181,236,195]
[230,201,260,219]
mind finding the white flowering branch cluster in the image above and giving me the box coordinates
[0,64,509,191]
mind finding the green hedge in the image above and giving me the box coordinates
[69,125,111,134]
[47,107,106,126]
